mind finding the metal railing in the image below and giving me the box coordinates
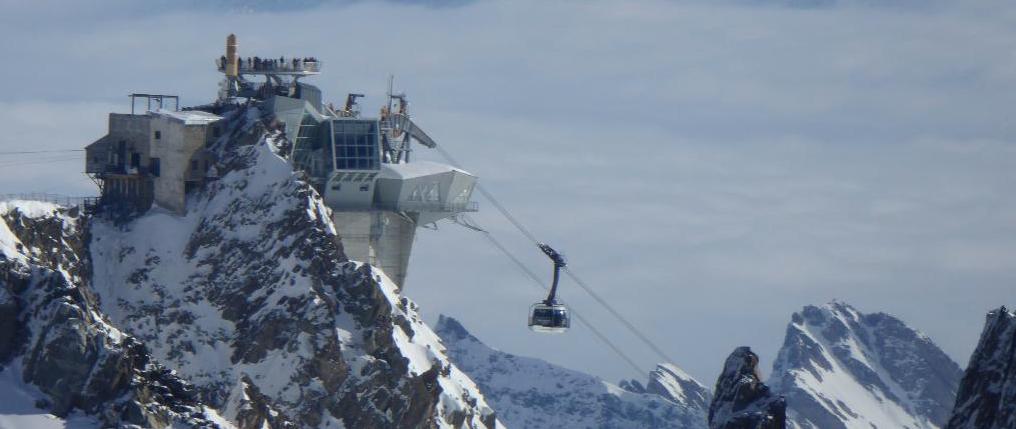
[216,57,321,74]
[398,200,479,213]
[0,193,99,208]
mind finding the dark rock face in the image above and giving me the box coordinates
[437,315,711,429]
[770,302,961,429]
[0,203,223,428]
[946,306,1016,429]
[708,347,786,429]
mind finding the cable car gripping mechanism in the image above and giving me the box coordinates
[538,243,566,305]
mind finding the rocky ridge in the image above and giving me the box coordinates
[436,315,711,428]
[946,306,1016,429]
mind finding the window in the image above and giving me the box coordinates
[131,153,140,169]
[150,158,161,177]
[359,184,370,192]
[191,160,198,170]
[213,127,221,138]
[154,131,161,140]
[331,120,379,170]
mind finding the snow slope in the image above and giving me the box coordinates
[436,315,710,429]
[770,302,961,429]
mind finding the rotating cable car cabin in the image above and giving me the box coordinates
[528,243,570,333]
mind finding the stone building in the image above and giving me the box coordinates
[85,103,221,214]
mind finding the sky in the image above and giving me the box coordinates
[1,0,1014,386]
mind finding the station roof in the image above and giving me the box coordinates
[378,160,473,180]
[154,109,222,125]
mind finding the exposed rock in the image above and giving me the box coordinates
[946,306,1016,429]
[0,201,226,428]
[708,347,785,429]
[437,314,709,429]
[770,302,961,429]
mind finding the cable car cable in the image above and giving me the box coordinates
[563,267,675,367]
[0,149,85,155]
[434,145,540,245]
[465,215,648,376]
[434,143,677,367]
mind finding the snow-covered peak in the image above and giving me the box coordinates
[647,363,712,412]
[436,315,710,429]
[771,302,961,429]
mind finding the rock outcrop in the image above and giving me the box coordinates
[437,315,710,428]
[769,302,961,429]
[0,201,227,428]
[946,306,1016,429]
[708,347,785,429]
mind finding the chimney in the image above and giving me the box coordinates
[225,34,239,78]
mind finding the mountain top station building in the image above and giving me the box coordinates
[85,34,478,288]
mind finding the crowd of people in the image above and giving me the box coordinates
[219,55,319,72]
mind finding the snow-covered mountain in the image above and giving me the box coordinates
[0,105,499,428]
[946,306,1016,429]
[708,346,786,429]
[435,315,711,429]
[770,302,962,429]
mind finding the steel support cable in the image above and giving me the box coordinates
[434,145,540,245]
[0,156,84,168]
[434,143,676,367]
[466,215,647,376]
[0,149,85,155]
[563,267,674,366]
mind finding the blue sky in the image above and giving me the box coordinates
[1,0,1014,386]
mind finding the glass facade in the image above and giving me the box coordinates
[291,114,331,180]
[331,120,379,170]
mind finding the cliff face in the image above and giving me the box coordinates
[946,306,1016,429]
[0,105,499,428]
[0,201,228,428]
[708,347,785,429]
[769,302,961,429]
[436,315,710,429]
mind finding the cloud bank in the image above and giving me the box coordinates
[1,0,1014,384]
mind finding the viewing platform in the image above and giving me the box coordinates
[216,57,321,76]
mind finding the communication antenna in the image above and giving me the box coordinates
[386,75,395,115]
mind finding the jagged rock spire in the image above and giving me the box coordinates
[946,306,1016,429]
[708,347,786,429]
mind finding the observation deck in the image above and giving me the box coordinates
[216,57,321,76]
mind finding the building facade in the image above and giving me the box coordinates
[85,108,221,214]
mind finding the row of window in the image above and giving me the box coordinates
[332,120,380,170]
